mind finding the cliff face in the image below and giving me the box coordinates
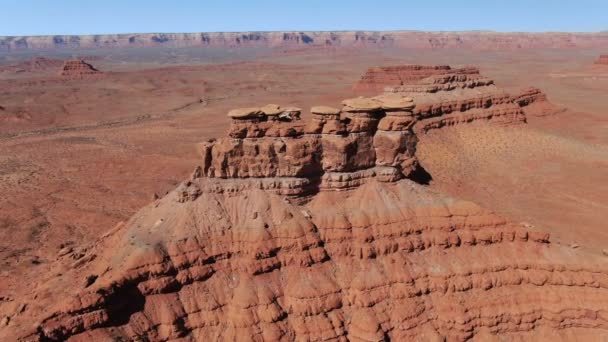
[11,87,608,341]
[2,31,608,52]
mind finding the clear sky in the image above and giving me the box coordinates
[1,0,607,36]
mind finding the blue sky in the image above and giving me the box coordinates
[1,0,607,36]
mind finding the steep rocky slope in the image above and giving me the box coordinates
[4,95,607,341]
[2,31,608,52]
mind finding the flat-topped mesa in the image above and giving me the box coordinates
[353,64,482,94]
[60,59,102,78]
[363,64,564,128]
[595,55,608,65]
[200,96,419,195]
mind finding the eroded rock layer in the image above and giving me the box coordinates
[25,176,608,341]
[360,64,563,118]
[60,59,102,78]
[353,65,484,93]
[9,91,606,341]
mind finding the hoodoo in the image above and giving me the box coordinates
[10,90,608,341]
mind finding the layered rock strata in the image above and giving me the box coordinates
[202,99,419,196]
[361,64,562,120]
[60,59,102,78]
[9,95,606,342]
[353,65,484,93]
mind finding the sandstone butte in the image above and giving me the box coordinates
[59,59,103,78]
[3,66,607,342]
[595,55,608,65]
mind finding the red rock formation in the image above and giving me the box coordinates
[355,64,562,119]
[60,59,102,78]
[353,65,483,93]
[8,97,608,341]
[595,55,608,65]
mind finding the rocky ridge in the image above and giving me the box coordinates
[2,31,608,52]
[353,65,485,93]
[355,64,562,119]
[7,85,608,341]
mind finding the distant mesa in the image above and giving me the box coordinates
[354,64,563,117]
[594,55,608,65]
[60,59,103,78]
[353,65,487,93]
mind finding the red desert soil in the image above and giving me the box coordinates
[0,44,607,340]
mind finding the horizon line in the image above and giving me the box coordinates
[2,29,608,38]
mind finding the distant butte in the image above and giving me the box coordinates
[355,64,563,118]
[60,59,103,78]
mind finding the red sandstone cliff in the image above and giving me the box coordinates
[2,31,608,52]
[3,93,606,341]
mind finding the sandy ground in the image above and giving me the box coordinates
[0,46,607,299]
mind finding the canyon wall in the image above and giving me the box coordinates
[2,31,608,52]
